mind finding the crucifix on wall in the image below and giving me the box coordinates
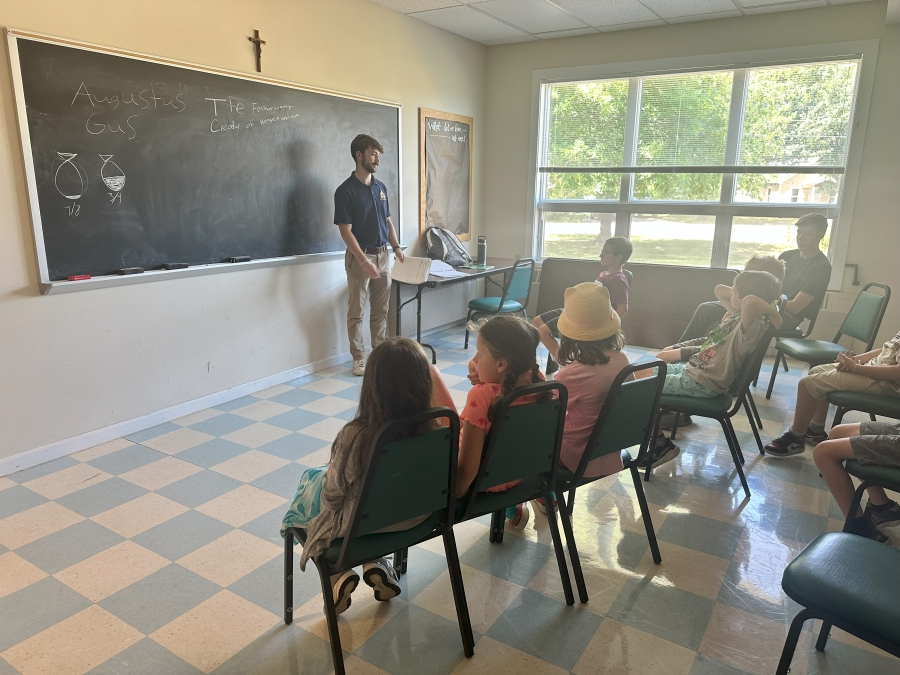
[248,30,266,72]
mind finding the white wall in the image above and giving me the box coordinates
[0,0,486,462]
[481,1,900,346]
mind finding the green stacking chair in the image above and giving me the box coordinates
[464,258,535,348]
[284,408,474,675]
[647,327,776,499]
[556,360,667,603]
[765,282,891,399]
[828,390,900,426]
[455,381,576,605]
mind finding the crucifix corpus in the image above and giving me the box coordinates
[248,30,266,72]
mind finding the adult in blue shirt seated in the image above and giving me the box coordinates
[678,213,832,342]
[334,134,404,376]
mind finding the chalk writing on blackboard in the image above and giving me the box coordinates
[99,154,125,203]
[54,152,87,201]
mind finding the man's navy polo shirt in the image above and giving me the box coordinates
[333,174,391,248]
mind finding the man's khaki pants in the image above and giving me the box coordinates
[345,249,391,361]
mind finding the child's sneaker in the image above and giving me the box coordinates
[362,557,401,601]
[508,502,531,529]
[866,500,900,529]
[764,431,805,457]
[329,569,359,615]
[804,426,828,445]
[531,497,558,515]
[845,514,889,543]
[658,411,693,431]
[650,435,680,468]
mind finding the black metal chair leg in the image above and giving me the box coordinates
[400,547,409,575]
[842,481,871,530]
[869,412,877,422]
[443,530,475,657]
[747,391,763,429]
[393,548,409,575]
[766,352,782,400]
[314,560,346,675]
[720,418,751,498]
[489,509,505,544]
[284,529,294,625]
[544,490,575,606]
[567,487,576,514]
[644,413,664,482]
[670,413,680,440]
[777,609,814,675]
[631,465,662,564]
[464,310,473,349]
[816,620,832,652]
[557,491,588,603]
[782,355,789,372]
[832,406,847,426]
[742,398,764,456]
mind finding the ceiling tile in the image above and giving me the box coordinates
[534,27,600,39]
[665,9,743,21]
[743,0,826,12]
[597,18,668,30]
[829,0,874,4]
[552,0,659,26]
[483,35,541,45]
[410,5,529,41]
[475,0,588,33]
[368,0,460,13]
[640,0,739,18]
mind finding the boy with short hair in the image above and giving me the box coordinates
[533,236,633,362]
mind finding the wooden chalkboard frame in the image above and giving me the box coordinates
[6,28,402,295]
[419,108,472,242]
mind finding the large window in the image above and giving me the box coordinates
[536,59,860,267]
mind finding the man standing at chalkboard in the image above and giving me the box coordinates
[335,134,404,376]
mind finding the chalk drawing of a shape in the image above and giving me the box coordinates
[99,154,126,192]
[54,152,88,200]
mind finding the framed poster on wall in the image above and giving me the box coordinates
[419,108,472,242]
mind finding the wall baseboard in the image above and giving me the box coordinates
[0,350,353,478]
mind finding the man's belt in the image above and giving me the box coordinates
[363,245,388,254]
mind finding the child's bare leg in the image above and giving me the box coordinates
[814,423,891,517]
[789,378,828,434]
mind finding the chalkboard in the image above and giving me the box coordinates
[8,31,401,285]
[419,108,472,242]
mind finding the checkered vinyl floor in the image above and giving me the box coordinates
[1,326,898,675]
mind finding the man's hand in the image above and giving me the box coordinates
[361,258,381,280]
[394,248,405,263]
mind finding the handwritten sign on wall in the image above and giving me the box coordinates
[419,108,472,242]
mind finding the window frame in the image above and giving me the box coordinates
[526,40,880,289]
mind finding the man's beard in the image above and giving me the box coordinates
[362,160,378,174]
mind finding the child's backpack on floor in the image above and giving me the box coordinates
[425,227,472,267]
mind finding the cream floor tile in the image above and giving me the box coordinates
[1,605,142,675]
[813,620,900,660]
[572,619,695,675]
[177,529,281,587]
[670,483,752,525]
[732,527,807,572]
[632,540,730,601]
[221,422,291,448]
[231,399,295,422]
[339,655,392,675]
[299,418,349,442]
[316,365,351,377]
[297,445,333,468]
[293,588,407,652]
[300,396,357,416]
[588,490,667,540]
[252,383,295,399]
[413,564,522,634]
[437,373,467,388]
[300,379,354,395]
[55,540,169,602]
[0,552,47,598]
[826,517,844,532]
[150,590,280,673]
[415,519,490,558]
[450,636,568,675]
[210,449,290,482]
[699,603,811,675]
[0,477,13,491]
[141,427,215,455]
[759,476,831,516]
[0,502,84,550]
[527,553,634,616]
[194,484,286,527]
[91,492,189,538]
[119,456,202,491]
[71,437,135,462]
[22,463,113,500]
[172,408,223,426]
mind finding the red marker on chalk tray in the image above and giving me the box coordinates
[67,274,91,281]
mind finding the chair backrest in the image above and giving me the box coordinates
[573,360,666,480]
[461,381,567,517]
[727,324,777,411]
[622,268,634,288]
[336,408,459,569]
[499,258,535,307]
[835,283,891,350]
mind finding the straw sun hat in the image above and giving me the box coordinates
[556,282,621,341]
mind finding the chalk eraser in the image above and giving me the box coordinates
[117,267,144,275]
[67,274,91,281]
[228,256,251,263]
[162,263,189,270]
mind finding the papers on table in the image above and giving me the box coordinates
[429,259,468,279]
[391,256,432,284]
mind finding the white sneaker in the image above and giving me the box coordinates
[351,359,365,376]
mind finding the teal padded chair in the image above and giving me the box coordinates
[455,381,576,605]
[765,282,891,399]
[647,327,777,498]
[555,360,667,603]
[828,390,900,426]
[464,258,535,349]
[283,408,474,675]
